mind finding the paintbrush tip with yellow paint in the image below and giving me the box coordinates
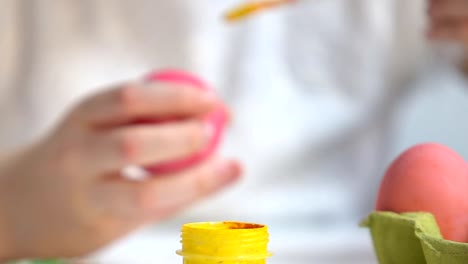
[224,0,296,22]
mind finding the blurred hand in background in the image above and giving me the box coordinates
[429,0,468,43]
[428,0,468,71]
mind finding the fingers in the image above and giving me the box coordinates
[84,120,212,173]
[428,0,468,42]
[93,158,242,221]
[73,81,220,128]
[89,179,144,221]
[428,19,468,43]
[429,0,468,20]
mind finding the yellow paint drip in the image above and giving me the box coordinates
[177,222,272,263]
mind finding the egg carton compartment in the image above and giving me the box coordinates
[361,212,468,264]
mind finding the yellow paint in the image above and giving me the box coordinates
[177,222,272,263]
[224,0,295,22]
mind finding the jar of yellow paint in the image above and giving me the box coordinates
[176,222,272,264]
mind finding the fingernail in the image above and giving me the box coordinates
[200,91,218,103]
[200,91,219,104]
[217,161,242,183]
[205,122,215,140]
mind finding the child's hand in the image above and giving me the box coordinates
[428,0,468,44]
[0,81,241,261]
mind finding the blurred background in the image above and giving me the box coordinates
[2,0,468,263]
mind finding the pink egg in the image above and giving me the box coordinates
[141,70,228,175]
[375,143,468,242]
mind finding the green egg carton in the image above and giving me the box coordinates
[361,212,468,264]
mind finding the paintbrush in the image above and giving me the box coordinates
[224,0,297,22]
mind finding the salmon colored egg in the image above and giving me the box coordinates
[376,143,468,242]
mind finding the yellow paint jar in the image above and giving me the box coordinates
[176,222,272,264]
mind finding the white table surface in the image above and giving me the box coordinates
[87,223,378,264]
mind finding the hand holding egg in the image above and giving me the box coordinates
[0,70,241,261]
[142,70,229,174]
